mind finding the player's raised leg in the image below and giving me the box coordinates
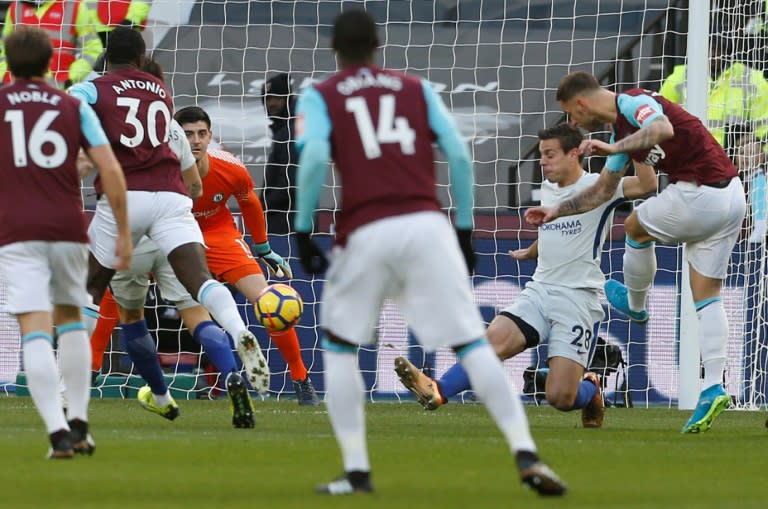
[166,242,270,393]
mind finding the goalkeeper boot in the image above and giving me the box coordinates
[236,330,270,394]
[681,383,730,433]
[581,372,605,428]
[137,386,180,421]
[294,376,320,406]
[226,372,256,429]
[516,450,567,496]
[47,429,74,460]
[68,419,95,456]
[316,471,373,495]
[394,356,445,410]
[604,279,649,323]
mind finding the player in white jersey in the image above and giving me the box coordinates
[395,123,657,428]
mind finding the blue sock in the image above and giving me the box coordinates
[193,321,237,381]
[570,379,598,410]
[438,362,472,398]
[122,320,167,395]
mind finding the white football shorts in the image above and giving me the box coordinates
[0,241,89,314]
[89,190,204,268]
[501,281,604,367]
[636,177,746,279]
[110,237,197,311]
[320,211,485,351]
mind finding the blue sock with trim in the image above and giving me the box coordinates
[122,320,167,395]
[438,362,472,398]
[193,321,237,381]
[570,379,598,410]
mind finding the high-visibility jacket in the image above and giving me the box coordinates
[659,62,768,147]
[87,0,150,33]
[0,0,103,86]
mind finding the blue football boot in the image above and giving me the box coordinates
[604,279,649,323]
[681,384,730,433]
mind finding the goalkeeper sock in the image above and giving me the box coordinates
[57,322,91,423]
[193,321,237,379]
[269,328,308,381]
[90,288,119,372]
[196,279,247,340]
[438,362,471,399]
[323,349,370,473]
[122,320,168,397]
[23,332,68,433]
[570,378,598,410]
[459,341,537,453]
[697,298,728,389]
[623,237,656,312]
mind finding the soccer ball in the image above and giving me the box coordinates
[254,283,304,332]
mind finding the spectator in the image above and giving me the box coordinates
[659,33,768,161]
[661,33,768,243]
[0,0,103,88]
[87,0,151,46]
[261,73,298,235]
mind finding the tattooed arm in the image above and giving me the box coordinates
[524,168,625,225]
[580,116,674,157]
[614,116,674,153]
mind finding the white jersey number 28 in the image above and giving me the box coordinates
[346,94,415,159]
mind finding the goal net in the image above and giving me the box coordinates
[3,0,767,410]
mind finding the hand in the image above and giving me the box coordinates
[76,149,94,180]
[455,228,475,273]
[508,247,533,260]
[524,206,558,226]
[749,219,766,244]
[113,232,132,271]
[579,139,617,157]
[259,250,293,279]
[295,232,329,274]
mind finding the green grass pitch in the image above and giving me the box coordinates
[0,397,765,509]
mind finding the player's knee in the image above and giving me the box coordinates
[119,308,143,323]
[624,212,653,243]
[546,386,577,411]
[489,313,538,360]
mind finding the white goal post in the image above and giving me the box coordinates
[2,0,768,410]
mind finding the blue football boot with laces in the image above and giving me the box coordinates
[604,279,650,323]
[681,384,730,433]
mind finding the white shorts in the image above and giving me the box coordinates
[636,178,746,279]
[320,211,485,352]
[89,191,204,268]
[501,281,604,367]
[0,241,89,314]
[110,237,197,311]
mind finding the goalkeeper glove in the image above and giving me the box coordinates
[295,232,329,274]
[455,228,476,273]
[252,241,293,278]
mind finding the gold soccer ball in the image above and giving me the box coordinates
[254,283,304,332]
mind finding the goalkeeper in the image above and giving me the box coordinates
[174,105,319,406]
[396,123,657,428]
